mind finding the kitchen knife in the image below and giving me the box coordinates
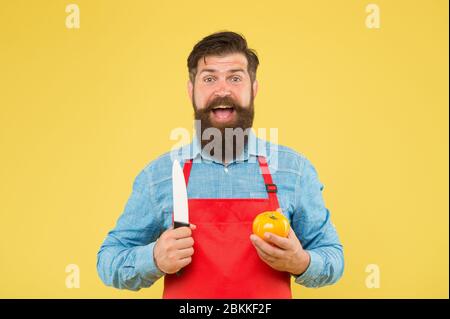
[172,159,190,277]
[172,159,190,229]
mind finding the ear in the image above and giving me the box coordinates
[252,80,258,98]
[187,80,193,102]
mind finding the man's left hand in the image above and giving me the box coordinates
[250,228,311,276]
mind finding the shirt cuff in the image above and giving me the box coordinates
[134,242,165,280]
[293,250,324,287]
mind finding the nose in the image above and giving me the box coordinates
[213,81,231,98]
[214,90,231,98]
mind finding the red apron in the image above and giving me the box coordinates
[163,156,292,299]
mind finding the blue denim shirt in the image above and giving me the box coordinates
[97,130,344,291]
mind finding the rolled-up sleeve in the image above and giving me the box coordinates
[292,156,345,288]
[96,168,165,291]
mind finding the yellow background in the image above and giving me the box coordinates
[0,0,448,298]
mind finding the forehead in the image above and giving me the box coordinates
[197,52,248,73]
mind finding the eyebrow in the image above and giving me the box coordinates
[199,68,246,75]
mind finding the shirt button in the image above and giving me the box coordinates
[224,167,229,173]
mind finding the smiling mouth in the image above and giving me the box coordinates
[211,106,235,121]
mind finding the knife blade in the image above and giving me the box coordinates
[172,159,190,228]
[172,159,190,277]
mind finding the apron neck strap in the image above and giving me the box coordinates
[182,157,280,210]
[183,159,193,186]
[257,156,280,210]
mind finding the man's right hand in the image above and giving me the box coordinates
[153,224,196,274]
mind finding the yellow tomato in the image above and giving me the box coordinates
[252,211,290,240]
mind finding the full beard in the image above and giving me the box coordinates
[193,92,255,164]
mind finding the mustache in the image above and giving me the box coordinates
[203,96,241,113]
[194,96,248,116]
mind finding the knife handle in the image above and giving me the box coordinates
[173,221,190,276]
[173,221,190,229]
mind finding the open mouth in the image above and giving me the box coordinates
[211,106,235,122]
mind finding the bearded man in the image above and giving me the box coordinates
[97,31,344,298]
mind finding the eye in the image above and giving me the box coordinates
[203,76,215,83]
[230,76,242,82]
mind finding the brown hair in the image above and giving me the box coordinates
[187,31,259,83]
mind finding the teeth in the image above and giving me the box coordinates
[213,106,233,109]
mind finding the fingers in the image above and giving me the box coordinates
[174,236,195,249]
[263,231,293,250]
[172,226,192,238]
[250,234,284,258]
[178,247,194,259]
[174,247,194,271]
[155,224,197,274]
[169,224,195,240]
[254,245,276,264]
[177,256,192,269]
[287,227,296,239]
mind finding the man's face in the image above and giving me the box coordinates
[188,52,258,130]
